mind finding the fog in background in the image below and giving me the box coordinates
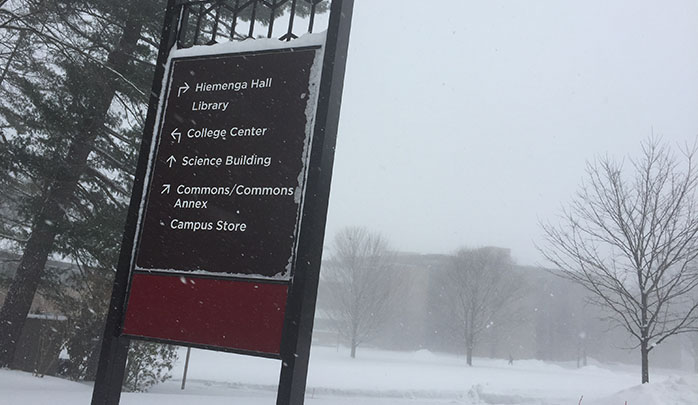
[325,0,698,265]
[1,0,698,402]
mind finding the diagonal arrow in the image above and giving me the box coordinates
[166,155,176,168]
[171,128,181,143]
[161,184,171,194]
[177,82,189,97]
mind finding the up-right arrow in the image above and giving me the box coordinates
[161,184,171,194]
[177,82,190,97]
[166,155,176,168]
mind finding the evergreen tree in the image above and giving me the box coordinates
[122,341,178,392]
[0,0,165,366]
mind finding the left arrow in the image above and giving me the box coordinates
[171,128,182,143]
[166,156,176,168]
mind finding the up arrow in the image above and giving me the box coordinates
[171,128,181,143]
[177,82,190,97]
[166,155,176,168]
[161,184,171,194]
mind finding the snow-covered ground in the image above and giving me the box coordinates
[1,346,696,404]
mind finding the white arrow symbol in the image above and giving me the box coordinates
[171,128,181,143]
[161,184,171,194]
[166,155,176,168]
[177,82,189,97]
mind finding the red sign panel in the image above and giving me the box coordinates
[122,46,321,355]
[123,274,288,355]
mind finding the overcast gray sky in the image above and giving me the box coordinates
[324,0,698,265]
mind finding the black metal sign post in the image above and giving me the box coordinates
[91,1,353,404]
[276,0,354,403]
[91,1,181,404]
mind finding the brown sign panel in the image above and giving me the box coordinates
[134,47,320,278]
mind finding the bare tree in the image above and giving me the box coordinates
[321,227,397,358]
[540,138,698,383]
[443,246,524,366]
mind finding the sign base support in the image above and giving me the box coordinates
[91,1,180,403]
[276,0,354,403]
[91,337,129,405]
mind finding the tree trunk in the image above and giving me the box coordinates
[466,332,474,366]
[0,207,63,366]
[640,291,649,384]
[465,316,475,366]
[0,30,26,87]
[350,338,357,358]
[0,12,144,368]
[641,339,650,384]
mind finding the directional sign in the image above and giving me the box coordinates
[121,46,322,354]
[135,47,319,278]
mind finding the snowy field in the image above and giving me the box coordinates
[1,346,696,405]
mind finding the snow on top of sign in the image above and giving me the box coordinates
[170,32,326,59]
[27,313,67,321]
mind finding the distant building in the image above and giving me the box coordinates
[315,248,687,369]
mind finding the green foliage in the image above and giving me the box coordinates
[40,264,112,380]
[41,264,179,390]
[0,1,160,270]
[123,341,178,392]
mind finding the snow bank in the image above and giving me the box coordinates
[165,345,686,403]
[2,348,696,405]
[0,369,91,405]
[588,375,698,405]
